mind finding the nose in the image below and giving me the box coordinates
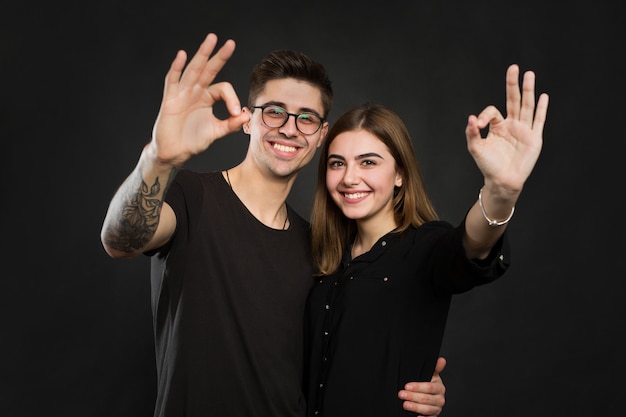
[342,163,361,186]
[278,114,300,137]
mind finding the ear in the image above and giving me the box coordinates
[242,106,251,134]
[316,121,330,149]
[395,171,403,188]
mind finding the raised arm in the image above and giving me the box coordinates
[463,64,549,259]
[100,33,249,258]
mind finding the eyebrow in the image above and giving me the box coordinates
[262,101,322,116]
[327,152,384,161]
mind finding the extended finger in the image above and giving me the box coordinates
[519,70,537,125]
[178,33,220,90]
[532,92,549,132]
[162,50,189,99]
[197,39,236,88]
[505,64,521,120]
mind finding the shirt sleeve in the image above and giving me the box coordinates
[425,219,511,295]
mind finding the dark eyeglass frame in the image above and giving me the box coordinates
[250,105,326,135]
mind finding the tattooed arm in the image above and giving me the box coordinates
[100,146,179,258]
[100,34,248,258]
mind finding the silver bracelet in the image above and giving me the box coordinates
[478,187,515,227]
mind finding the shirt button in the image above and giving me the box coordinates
[325,304,330,310]
[383,277,388,282]
[381,240,387,246]
[499,254,504,261]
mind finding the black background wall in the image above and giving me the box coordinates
[3,1,624,416]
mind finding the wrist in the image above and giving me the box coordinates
[478,187,515,227]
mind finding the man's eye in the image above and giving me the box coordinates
[267,107,285,116]
[298,114,318,124]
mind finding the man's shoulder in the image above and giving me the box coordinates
[173,169,222,188]
[285,205,311,229]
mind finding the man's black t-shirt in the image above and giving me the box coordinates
[150,170,313,417]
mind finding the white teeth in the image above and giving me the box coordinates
[344,192,368,199]
[273,143,297,152]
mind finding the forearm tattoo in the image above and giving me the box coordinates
[103,169,175,253]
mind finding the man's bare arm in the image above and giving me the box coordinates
[101,150,178,258]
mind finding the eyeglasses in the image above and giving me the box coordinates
[251,105,326,135]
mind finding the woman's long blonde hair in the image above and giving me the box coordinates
[310,103,438,275]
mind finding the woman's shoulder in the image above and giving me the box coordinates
[412,220,456,233]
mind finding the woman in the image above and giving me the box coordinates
[305,64,549,416]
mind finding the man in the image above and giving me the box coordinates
[101,33,445,417]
